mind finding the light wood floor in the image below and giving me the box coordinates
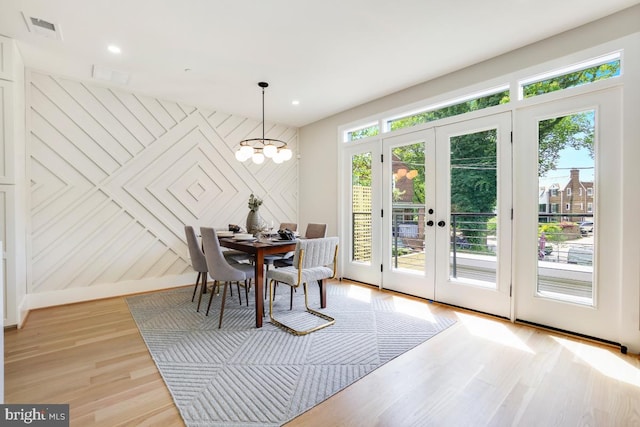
[5,280,640,426]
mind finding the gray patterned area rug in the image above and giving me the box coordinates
[126,282,455,427]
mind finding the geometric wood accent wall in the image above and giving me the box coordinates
[28,71,297,294]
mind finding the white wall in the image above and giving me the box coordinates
[12,70,299,322]
[298,5,640,349]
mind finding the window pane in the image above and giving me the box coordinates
[537,110,595,304]
[449,129,498,287]
[352,152,372,263]
[523,59,620,98]
[387,90,509,132]
[391,143,425,273]
[347,124,379,142]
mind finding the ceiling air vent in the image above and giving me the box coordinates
[92,65,130,85]
[22,13,63,40]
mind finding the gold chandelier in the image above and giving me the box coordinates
[235,82,292,164]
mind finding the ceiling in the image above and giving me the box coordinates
[1,0,638,127]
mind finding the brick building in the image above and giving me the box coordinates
[540,168,594,217]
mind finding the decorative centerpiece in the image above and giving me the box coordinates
[246,193,263,235]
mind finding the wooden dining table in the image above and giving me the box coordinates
[219,237,297,328]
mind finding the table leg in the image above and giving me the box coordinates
[318,279,327,308]
[254,253,264,327]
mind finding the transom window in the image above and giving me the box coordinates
[385,87,509,133]
[520,53,621,99]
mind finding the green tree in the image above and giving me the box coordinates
[450,130,497,213]
[352,152,372,186]
[527,60,617,175]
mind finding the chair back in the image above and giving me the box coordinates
[185,225,207,273]
[304,223,327,239]
[200,227,247,282]
[280,222,297,232]
[293,236,338,272]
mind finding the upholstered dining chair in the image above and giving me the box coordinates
[200,227,255,328]
[185,225,209,312]
[272,223,327,269]
[265,236,338,335]
[262,222,298,298]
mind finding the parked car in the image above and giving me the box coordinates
[567,245,593,265]
[579,221,594,235]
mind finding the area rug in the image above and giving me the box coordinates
[126,282,455,426]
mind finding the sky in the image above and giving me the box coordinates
[539,147,594,188]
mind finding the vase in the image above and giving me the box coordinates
[246,209,262,235]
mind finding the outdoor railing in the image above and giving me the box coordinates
[352,210,594,270]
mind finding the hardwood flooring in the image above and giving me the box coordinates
[5,280,640,426]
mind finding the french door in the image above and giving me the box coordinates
[343,112,512,318]
[342,142,382,286]
[432,113,512,317]
[514,88,622,341]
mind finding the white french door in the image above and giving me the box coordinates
[343,112,512,318]
[433,113,512,317]
[342,142,382,286]
[381,129,435,299]
[514,88,622,341]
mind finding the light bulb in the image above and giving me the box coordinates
[240,145,254,158]
[272,152,284,163]
[252,152,265,164]
[280,148,293,161]
[235,150,249,162]
[263,143,277,158]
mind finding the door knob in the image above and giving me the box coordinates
[437,220,446,227]
[426,220,434,227]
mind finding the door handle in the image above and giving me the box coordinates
[426,220,434,227]
[437,220,446,227]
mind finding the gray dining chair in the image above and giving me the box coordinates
[185,225,209,312]
[273,223,327,269]
[200,227,255,328]
[266,236,338,335]
[262,222,298,299]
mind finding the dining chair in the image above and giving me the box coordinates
[262,222,298,298]
[266,236,338,335]
[200,227,255,328]
[185,225,209,312]
[273,223,327,269]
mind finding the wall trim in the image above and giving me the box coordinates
[24,273,194,315]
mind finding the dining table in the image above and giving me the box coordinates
[219,237,297,328]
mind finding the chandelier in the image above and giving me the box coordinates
[235,82,292,164]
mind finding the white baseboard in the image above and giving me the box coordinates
[25,273,194,314]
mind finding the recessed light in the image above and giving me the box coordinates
[107,44,121,54]
[291,100,300,106]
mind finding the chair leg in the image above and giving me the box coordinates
[191,272,201,302]
[196,274,208,312]
[219,282,228,328]
[269,281,335,336]
[236,282,242,305]
[245,279,250,306]
[205,280,217,316]
[264,265,269,299]
[290,287,294,310]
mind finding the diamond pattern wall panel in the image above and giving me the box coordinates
[28,71,298,294]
